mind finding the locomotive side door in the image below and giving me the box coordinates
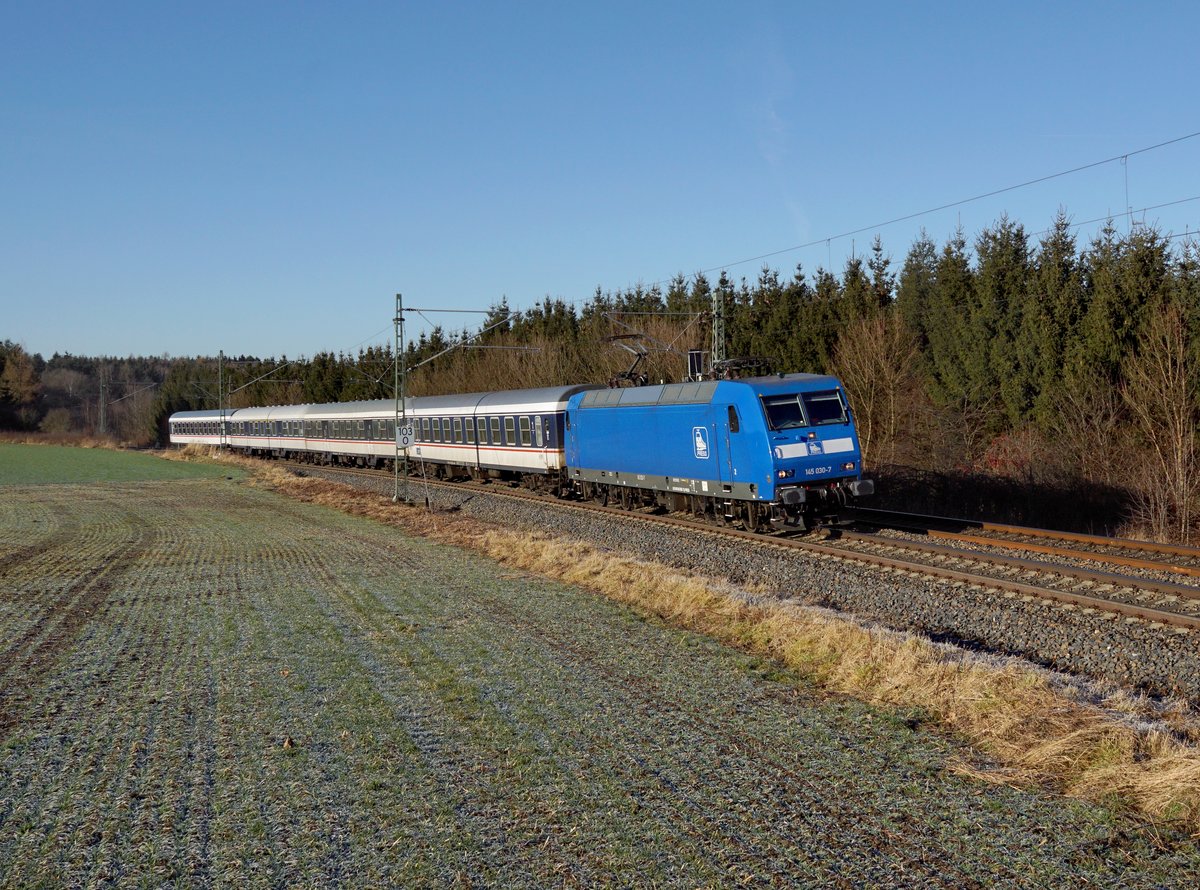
[707,404,735,487]
[721,403,738,485]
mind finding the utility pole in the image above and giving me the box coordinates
[98,366,107,435]
[218,350,225,447]
[393,293,409,503]
[711,287,726,370]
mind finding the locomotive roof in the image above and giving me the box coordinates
[577,373,841,409]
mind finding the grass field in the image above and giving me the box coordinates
[0,443,237,485]
[2,446,1199,885]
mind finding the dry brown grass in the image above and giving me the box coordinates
[0,430,123,449]
[178,447,1200,835]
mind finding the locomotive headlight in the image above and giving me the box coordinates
[842,461,856,471]
[776,469,795,479]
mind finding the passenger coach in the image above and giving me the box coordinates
[169,385,602,487]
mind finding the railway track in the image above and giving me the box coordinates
[285,461,1200,634]
[849,506,1200,579]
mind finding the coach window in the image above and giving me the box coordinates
[431,417,441,442]
[421,417,431,441]
[476,417,487,444]
[728,406,740,433]
[442,417,451,443]
[453,418,463,443]
[519,416,531,446]
[504,416,516,446]
[465,417,475,444]
[535,416,544,447]
[358,420,365,438]
[490,417,501,444]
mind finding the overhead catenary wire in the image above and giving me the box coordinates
[648,129,1200,288]
[348,131,1200,352]
[1028,195,1200,240]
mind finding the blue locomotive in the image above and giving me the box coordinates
[169,373,872,531]
[565,373,872,530]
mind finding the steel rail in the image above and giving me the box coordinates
[924,530,1200,579]
[849,506,1200,559]
[830,527,1200,602]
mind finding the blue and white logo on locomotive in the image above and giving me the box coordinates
[692,426,709,460]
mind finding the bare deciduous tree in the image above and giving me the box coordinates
[1121,301,1199,542]
[831,312,922,468]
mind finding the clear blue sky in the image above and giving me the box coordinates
[3,1,1198,359]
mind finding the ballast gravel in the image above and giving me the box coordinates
[319,470,1200,705]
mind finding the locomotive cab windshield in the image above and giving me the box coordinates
[761,389,848,430]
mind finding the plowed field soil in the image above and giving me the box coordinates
[1,448,1198,887]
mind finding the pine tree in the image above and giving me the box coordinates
[1027,211,1085,425]
[974,216,1031,426]
[868,236,896,309]
[1076,221,1128,382]
[925,229,974,406]
[896,231,938,372]
[840,255,875,323]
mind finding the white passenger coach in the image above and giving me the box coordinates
[169,385,602,482]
